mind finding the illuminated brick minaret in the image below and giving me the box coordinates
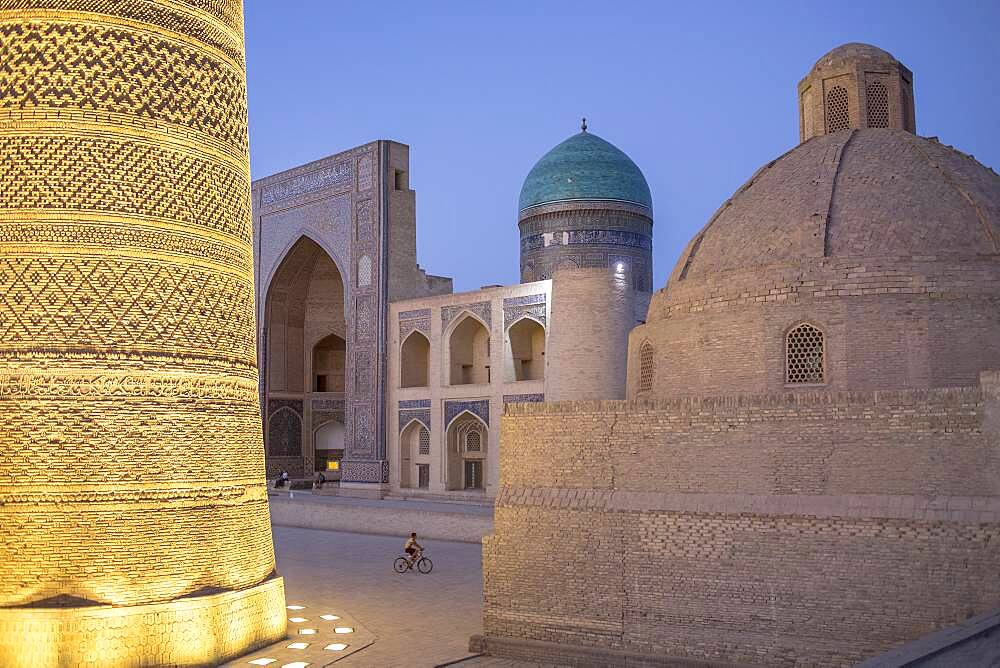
[0,1,286,664]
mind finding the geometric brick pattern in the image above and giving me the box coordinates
[0,17,249,152]
[0,256,256,364]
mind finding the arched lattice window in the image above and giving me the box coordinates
[866,80,889,128]
[826,86,850,133]
[418,426,430,455]
[465,430,481,453]
[786,324,825,384]
[638,341,655,392]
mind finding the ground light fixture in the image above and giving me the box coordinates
[334,627,354,634]
[324,643,349,651]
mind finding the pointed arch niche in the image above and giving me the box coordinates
[263,236,347,468]
[446,412,487,491]
[313,333,346,392]
[400,331,430,388]
[506,317,545,382]
[399,419,431,489]
[448,315,490,385]
[314,420,345,473]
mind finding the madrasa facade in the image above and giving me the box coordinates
[253,119,652,496]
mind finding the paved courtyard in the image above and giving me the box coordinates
[272,525,485,667]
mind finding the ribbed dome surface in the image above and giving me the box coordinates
[519,131,652,212]
[672,129,1000,282]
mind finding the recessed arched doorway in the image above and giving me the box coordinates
[263,236,347,476]
[399,420,431,489]
[446,412,487,491]
[314,420,345,479]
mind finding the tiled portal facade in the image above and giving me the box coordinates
[255,130,652,498]
[253,142,451,489]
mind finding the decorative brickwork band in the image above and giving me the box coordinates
[502,394,545,404]
[261,161,353,205]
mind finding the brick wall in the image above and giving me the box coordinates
[483,375,1000,665]
[631,257,1000,398]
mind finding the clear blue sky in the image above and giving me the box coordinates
[245,1,1000,293]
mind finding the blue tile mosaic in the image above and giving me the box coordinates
[399,399,431,409]
[444,399,490,427]
[520,229,651,254]
[398,409,431,432]
[518,131,652,211]
[502,294,546,308]
[399,308,432,320]
[442,301,491,329]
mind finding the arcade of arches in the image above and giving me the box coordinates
[264,236,347,475]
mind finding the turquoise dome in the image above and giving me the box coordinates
[518,131,652,212]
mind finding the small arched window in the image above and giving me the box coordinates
[418,426,430,455]
[465,430,481,453]
[786,324,825,384]
[826,86,850,133]
[638,341,655,392]
[866,80,890,128]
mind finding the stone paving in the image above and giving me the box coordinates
[249,526,487,667]
[270,489,494,517]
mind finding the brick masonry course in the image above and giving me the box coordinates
[481,372,1000,666]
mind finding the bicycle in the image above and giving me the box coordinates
[393,552,433,574]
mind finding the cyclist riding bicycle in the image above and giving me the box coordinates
[403,532,423,566]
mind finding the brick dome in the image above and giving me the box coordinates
[630,127,1000,398]
[670,129,1000,283]
[810,42,898,72]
